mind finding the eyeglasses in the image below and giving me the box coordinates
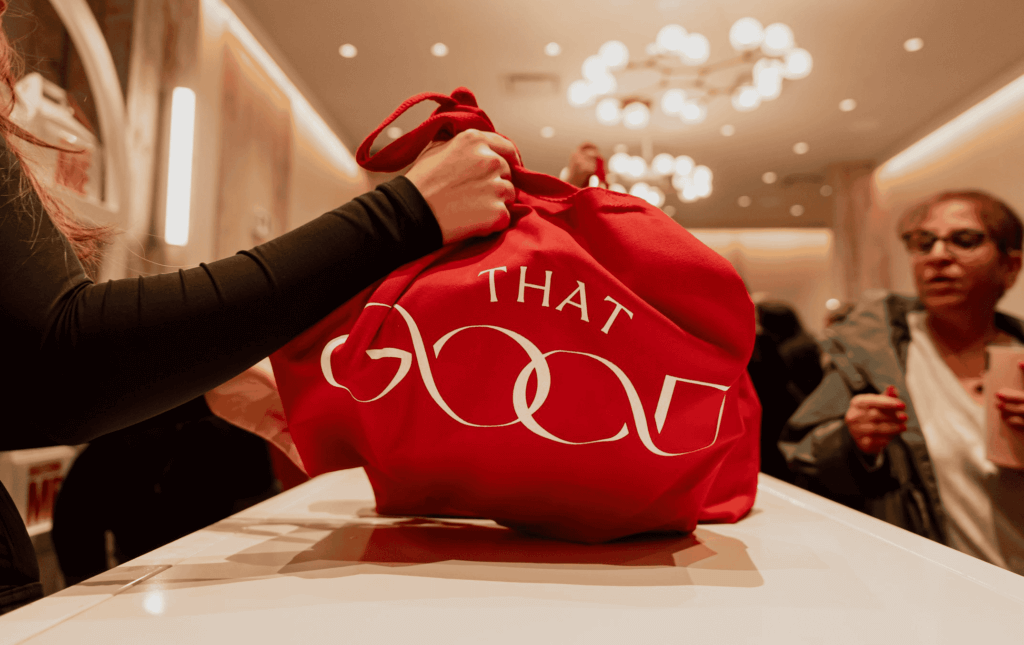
[901,228,988,256]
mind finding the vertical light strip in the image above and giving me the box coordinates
[164,87,197,247]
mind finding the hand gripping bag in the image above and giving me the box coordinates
[271,88,761,543]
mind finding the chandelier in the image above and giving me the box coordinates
[567,18,813,128]
[560,141,711,208]
[607,144,712,207]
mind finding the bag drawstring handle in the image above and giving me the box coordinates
[356,87,500,172]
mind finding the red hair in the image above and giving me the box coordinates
[0,1,111,268]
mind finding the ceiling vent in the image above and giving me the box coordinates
[504,73,560,96]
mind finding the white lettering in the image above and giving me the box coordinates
[319,303,730,457]
[320,304,413,402]
[555,281,589,322]
[651,375,729,456]
[600,296,634,334]
[478,266,507,303]
[518,267,552,307]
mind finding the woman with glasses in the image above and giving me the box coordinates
[780,191,1024,574]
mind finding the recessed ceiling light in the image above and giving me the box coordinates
[839,98,857,112]
[826,298,841,310]
[545,42,561,56]
[820,185,833,197]
[762,171,777,184]
[720,124,736,137]
[385,126,403,139]
[791,204,805,217]
[431,42,449,57]
[540,126,555,138]
[793,141,809,154]
[904,37,924,52]
[738,195,752,207]
[338,44,357,58]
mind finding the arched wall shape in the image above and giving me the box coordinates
[46,0,135,275]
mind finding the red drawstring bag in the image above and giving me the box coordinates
[271,88,760,543]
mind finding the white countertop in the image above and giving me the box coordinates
[3,470,1023,644]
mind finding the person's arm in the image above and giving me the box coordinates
[778,354,899,499]
[0,121,515,450]
[0,163,436,449]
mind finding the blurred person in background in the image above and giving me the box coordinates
[0,0,519,613]
[781,191,1024,574]
[563,142,602,188]
[748,301,823,482]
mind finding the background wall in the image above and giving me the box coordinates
[161,0,370,269]
[690,228,837,337]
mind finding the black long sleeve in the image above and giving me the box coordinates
[0,141,441,449]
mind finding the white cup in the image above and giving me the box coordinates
[984,345,1024,469]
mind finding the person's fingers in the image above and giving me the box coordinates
[864,421,907,435]
[497,178,517,205]
[865,407,905,422]
[487,206,511,236]
[475,130,521,168]
[852,394,907,410]
[995,388,1024,404]
[1005,416,1024,430]
[997,400,1024,415]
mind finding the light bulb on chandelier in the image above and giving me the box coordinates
[604,145,711,208]
[679,99,707,124]
[729,18,764,52]
[731,84,762,112]
[680,33,710,65]
[761,23,795,57]
[595,98,623,126]
[661,89,686,115]
[656,24,687,53]
[753,58,783,100]
[653,153,676,175]
[598,40,630,70]
[622,102,651,130]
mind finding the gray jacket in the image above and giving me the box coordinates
[779,290,1024,544]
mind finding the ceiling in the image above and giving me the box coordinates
[236,0,1024,228]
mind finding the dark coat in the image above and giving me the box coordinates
[779,290,1024,543]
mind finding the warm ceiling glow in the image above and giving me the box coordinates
[762,171,777,184]
[540,126,555,138]
[790,204,804,217]
[720,124,735,136]
[839,98,857,112]
[878,71,1024,181]
[793,141,809,154]
[820,185,833,197]
[826,298,841,310]
[385,126,403,139]
[545,42,561,56]
[338,44,357,58]
[904,37,924,52]
[431,42,449,57]
[738,195,752,207]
